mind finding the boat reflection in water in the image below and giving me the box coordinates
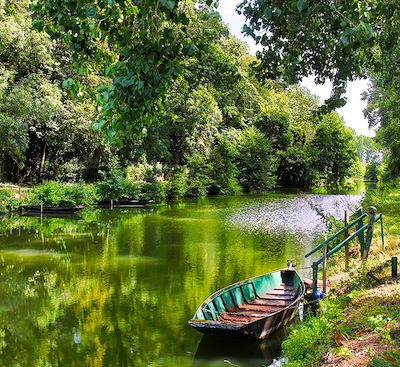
[193,328,288,367]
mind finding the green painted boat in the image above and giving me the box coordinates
[188,268,305,339]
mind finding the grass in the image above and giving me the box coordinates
[282,182,400,367]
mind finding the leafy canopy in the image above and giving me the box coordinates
[32,0,218,140]
[238,0,399,110]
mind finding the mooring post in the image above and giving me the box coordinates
[344,210,349,271]
[362,206,377,261]
[392,257,398,279]
[312,262,318,295]
[356,208,365,256]
[322,244,328,293]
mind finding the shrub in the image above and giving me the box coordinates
[61,183,100,207]
[186,154,212,197]
[167,169,188,199]
[33,181,99,207]
[96,165,127,200]
[34,181,64,206]
[0,189,19,214]
[283,316,333,367]
[209,130,242,195]
[124,181,142,200]
[141,182,167,202]
[236,126,277,192]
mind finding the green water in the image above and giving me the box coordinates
[0,193,361,367]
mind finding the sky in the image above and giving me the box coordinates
[217,0,375,137]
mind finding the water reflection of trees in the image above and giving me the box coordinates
[0,201,305,366]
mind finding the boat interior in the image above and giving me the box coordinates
[194,270,303,324]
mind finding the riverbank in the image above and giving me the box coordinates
[282,183,400,367]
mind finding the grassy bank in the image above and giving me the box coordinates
[282,183,400,367]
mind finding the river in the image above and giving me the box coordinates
[0,192,362,366]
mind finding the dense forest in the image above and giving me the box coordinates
[0,1,382,203]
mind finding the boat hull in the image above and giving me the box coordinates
[20,205,84,214]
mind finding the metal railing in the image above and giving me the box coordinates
[306,207,385,295]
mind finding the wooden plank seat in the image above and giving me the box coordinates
[219,284,294,323]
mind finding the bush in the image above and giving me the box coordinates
[33,181,99,207]
[237,126,277,192]
[96,165,128,200]
[141,182,167,202]
[0,189,19,214]
[209,130,242,195]
[283,315,333,367]
[186,154,212,197]
[167,169,188,199]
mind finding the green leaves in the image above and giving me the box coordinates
[238,0,381,109]
[340,22,375,47]
[31,0,216,140]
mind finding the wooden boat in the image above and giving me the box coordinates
[20,205,84,214]
[97,199,155,208]
[188,268,305,339]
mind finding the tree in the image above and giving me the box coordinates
[238,0,399,109]
[32,0,219,140]
[0,1,108,183]
[237,126,277,192]
[310,112,357,188]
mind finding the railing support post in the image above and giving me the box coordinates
[344,210,349,271]
[362,206,377,261]
[392,257,398,279]
[312,262,318,296]
[356,208,365,257]
[322,244,328,293]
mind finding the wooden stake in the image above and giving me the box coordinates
[362,207,377,261]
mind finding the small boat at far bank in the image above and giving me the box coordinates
[97,199,155,208]
[20,205,84,215]
[188,268,305,339]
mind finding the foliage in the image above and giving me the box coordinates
[237,126,277,192]
[167,169,189,199]
[282,298,338,367]
[186,154,212,197]
[238,0,395,110]
[0,189,19,214]
[365,162,380,182]
[278,146,311,188]
[311,112,357,189]
[141,182,167,202]
[0,2,360,195]
[32,0,219,140]
[369,351,400,367]
[209,130,241,195]
[0,2,108,183]
[33,181,99,207]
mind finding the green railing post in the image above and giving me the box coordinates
[392,257,398,279]
[356,208,365,256]
[344,210,349,271]
[362,206,377,261]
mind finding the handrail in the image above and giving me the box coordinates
[309,209,384,295]
[305,212,367,258]
[314,214,382,265]
[314,223,368,265]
